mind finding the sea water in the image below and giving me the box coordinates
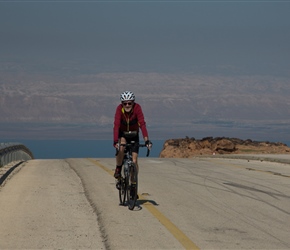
[12,140,166,159]
[4,139,290,160]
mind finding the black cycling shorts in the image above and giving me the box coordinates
[119,131,140,154]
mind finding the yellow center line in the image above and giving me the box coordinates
[87,158,200,250]
[89,158,114,175]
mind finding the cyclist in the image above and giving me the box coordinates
[113,91,152,183]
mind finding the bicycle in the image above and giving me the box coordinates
[116,141,151,210]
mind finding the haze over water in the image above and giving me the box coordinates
[1,2,290,145]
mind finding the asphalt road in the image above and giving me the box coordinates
[0,155,290,249]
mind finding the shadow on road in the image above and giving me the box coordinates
[0,161,23,186]
[138,199,159,206]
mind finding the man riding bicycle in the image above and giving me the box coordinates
[113,91,152,182]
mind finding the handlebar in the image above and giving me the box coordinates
[115,142,152,157]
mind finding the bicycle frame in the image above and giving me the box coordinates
[116,141,150,210]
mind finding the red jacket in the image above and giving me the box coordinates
[113,103,148,143]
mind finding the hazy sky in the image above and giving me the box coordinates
[1,0,290,76]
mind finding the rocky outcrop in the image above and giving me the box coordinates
[159,137,290,158]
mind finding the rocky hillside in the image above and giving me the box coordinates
[1,71,290,124]
[159,137,290,158]
[1,70,290,140]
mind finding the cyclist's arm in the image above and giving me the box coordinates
[135,104,149,140]
[113,105,122,144]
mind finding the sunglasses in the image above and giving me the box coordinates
[122,102,133,106]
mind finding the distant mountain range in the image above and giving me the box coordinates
[1,70,290,141]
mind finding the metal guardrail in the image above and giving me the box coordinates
[0,143,34,167]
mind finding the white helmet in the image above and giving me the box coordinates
[120,91,135,101]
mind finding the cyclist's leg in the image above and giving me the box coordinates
[116,136,126,165]
[114,136,126,178]
[130,140,139,200]
[131,137,140,181]
[132,152,139,175]
[130,153,139,200]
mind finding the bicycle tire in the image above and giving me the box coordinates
[118,177,127,205]
[127,163,138,210]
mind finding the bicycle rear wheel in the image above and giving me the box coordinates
[127,163,138,210]
[119,177,127,205]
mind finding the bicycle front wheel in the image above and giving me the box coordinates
[127,163,138,210]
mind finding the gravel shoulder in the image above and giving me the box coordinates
[0,161,24,187]
[0,159,106,249]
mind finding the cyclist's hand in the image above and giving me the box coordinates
[145,140,152,150]
[113,141,119,150]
